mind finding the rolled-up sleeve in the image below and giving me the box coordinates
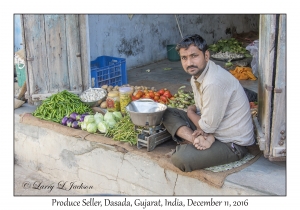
[199,84,231,133]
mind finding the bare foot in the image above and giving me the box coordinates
[193,134,215,150]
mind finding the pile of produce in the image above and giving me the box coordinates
[79,88,107,102]
[32,90,93,123]
[167,86,195,109]
[105,114,139,145]
[208,38,252,59]
[131,88,174,105]
[31,85,196,146]
[80,111,123,134]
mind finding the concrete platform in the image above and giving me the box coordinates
[14,59,286,196]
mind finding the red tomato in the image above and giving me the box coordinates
[142,93,151,99]
[163,90,172,98]
[154,92,160,97]
[149,92,155,99]
[158,100,165,104]
[160,96,167,102]
[131,95,138,101]
[153,95,160,101]
[158,89,165,96]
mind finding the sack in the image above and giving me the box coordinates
[243,87,257,102]
[246,40,259,77]
[15,98,25,109]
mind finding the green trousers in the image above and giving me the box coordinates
[163,108,248,172]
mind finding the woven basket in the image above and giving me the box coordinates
[14,98,25,109]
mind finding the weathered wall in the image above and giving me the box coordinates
[88,14,259,70]
[14,14,23,52]
[14,107,267,196]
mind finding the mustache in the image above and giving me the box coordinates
[187,65,198,70]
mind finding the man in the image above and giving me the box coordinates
[162,34,255,172]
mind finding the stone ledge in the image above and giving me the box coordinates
[14,107,270,195]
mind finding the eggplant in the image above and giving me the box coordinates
[70,112,79,121]
[75,114,81,121]
[79,115,85,122]
[66,119,74,127]
[72,121,80,129]
[61,116,69,126]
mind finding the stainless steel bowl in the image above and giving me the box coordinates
[126,99,168,126]
[79,88,107,107]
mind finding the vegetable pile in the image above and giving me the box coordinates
[208,38,251,57]
[80,88,107,102]
[33,90,93,123]
[131,88,174,105]
[77,111,123,134]
[31,85,195,147]
[105,114,139,145]
[167,86,195,109]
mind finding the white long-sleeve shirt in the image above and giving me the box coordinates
[191,60,255,146]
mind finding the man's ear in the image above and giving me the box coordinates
[205,50,210,61]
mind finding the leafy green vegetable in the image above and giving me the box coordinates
[106,118,117,128]
[94,112,104,121]
[208,38,249,56]
[84,115,95,124]
[98,121,109,133]
[94,112,104,125]
[87,123,98,133]
[112,111,123,122]
[95,117,103,125]
[104,112,115,122]
[81,122,87,131]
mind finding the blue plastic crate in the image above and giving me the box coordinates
[91,56,127,88]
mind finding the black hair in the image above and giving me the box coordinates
[175,34,208,54]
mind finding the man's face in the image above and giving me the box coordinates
[179,44,209,78]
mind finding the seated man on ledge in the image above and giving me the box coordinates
[162,34,255,172]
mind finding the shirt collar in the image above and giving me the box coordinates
[193,60,210,84]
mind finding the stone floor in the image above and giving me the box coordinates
[127,57,258,94]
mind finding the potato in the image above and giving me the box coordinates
[100,101,107,109]
[101,85,108,89]
[107,87,113,92]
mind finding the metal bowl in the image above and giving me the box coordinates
[126,99,168,127]
[79,88,107,107]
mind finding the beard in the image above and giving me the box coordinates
[186,65,206,77]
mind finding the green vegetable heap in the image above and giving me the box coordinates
[33,90,93,123]
[168,86,195,109]
[208,38,251,57]
[105,114,139,146]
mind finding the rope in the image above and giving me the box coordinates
[175,15,183,39]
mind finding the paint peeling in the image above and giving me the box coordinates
[225,27,231,35]
[117,37,145,57]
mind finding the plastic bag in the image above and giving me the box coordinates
[246,40,259,77]
[243,87,257,102]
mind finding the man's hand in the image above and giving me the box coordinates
[191,129,207,143]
